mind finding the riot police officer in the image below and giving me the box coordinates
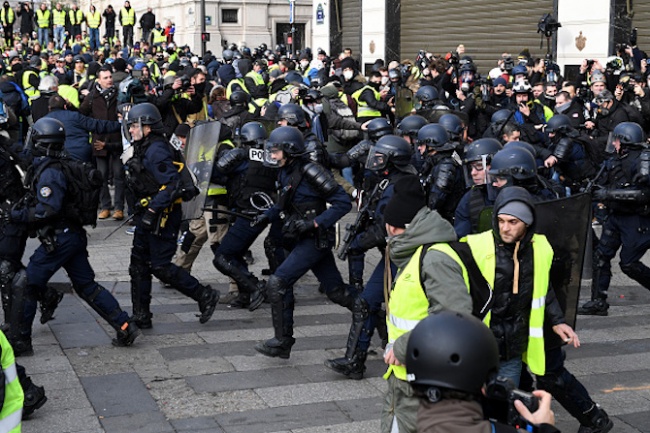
[325,135,416,380]
[125,103,219,328]
[9,118,140,354]
[454,138,502,237]
[414,85,449,122]
[580,122,650,316]
[395,114,428,171]
[220,90,255,131]
[213,122,281,308]
[417,124,466,222]
[251,126,354,359]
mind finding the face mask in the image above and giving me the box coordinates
[369,81,381,90]
[300,61,309,69]
[555,101,570,114]
[381,76,389,85]
[343,70,353,80]
[312,103,323,114]
[194,82,206,94]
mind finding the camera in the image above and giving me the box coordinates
[448,51,460,67]
[585,59,595,70]
[502,56,514,73]
[179,75,191,91]
[485,376,539,427]
[297,87,308,99]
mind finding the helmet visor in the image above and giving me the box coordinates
[464,155,489,187]
[605,132,619,154]
[263,141,282,168]
[365,151,388,171]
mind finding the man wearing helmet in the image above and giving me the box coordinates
[124,103,220,329]
[249,126,353,359]
[325,135,417,380]
[581,122,650,316]
[510,80,550,145]
[8,118,140,354]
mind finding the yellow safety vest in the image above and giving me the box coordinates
[208,140,232,196]
[245,71,268,109]
[69,9,83,25]
[22,69,40,101]
[36,9,50,28]
[184,95,209,127]
[352,85,382,118]
[52,9,66,26]
[152,28,166,44]
[384,243,471,381]
[58,84,80,109]
[120,8,135,26]
[463,231,551,376]
[86,11,101,29]
[225,78,248,99]
[0,331,24,433]
[0,7,14,26]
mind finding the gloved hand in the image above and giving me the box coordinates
[135,197,151,213]
[632,173,650,185]
[250,213,270,228]
[592,188,607,201]
[141,208,158,231]
[294,219,316,235]
[0,208,10,225]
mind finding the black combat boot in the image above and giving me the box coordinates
[325,298,369,379]
[248,281,267,312]
[580,254,610,316]
[112,320,141,347]
[577,406,614,433]
[39,285,64,324]
[254,337,295,359]
[10,339,33,357]
[132,307,153,329]
[578,299,609,316]
[197,285,219,324]
[230,291,250,309]
[255,284,294,358]
[20,376,47,419]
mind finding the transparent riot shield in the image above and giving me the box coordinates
[395,87,414,119]
[181,121,221,220]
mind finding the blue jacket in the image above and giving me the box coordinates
[141,138,179,212]
[45,108,121,162]
[12,157,66,224]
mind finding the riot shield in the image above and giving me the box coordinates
[474,193,591,328]
[181,121,221,220]
[395,87,414,119]
[535,193,591,329]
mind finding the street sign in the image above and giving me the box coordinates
[289,0,295,24]
[316,3,324,25]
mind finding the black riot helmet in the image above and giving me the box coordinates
[264,126,305,163]
[416,124,454,152]
[29,117,66,157]
[438,113,465,142]
[415,85,439,109]
[464,138,503,164]
[504,140,536,158]
[366,135,413,172]
[366,118,393,142]
[303,89,323,103]
[240,121,268,149]
[491,109,513,125]
[488,146,537,186]
[396,115,428,141]
[222,49,234,61]
[124,102,164,142]
[406,310,499,395]
[545,114,573,135]
[612,122,645,147]
[230,90,251,108]
[277,103,307,128]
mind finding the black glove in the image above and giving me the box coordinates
[592,188,607,201]
[141,208,158,231]
[250,213,270,228]
[294,219,316,235]
[632,173,650,185]
[0,208,10,225]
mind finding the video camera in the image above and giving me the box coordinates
[537,13,561,38]
[485,376,539,427]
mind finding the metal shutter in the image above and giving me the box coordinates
[633,1,650,56]
[400,0,555,73]
[341,0,362,58]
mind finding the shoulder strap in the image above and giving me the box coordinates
[419,241,493,320]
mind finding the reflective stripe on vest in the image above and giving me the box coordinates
[69,9,83,25]
[0,332,23,433]
[86,11,101,28]
[52,9,66,25]
[464,231,551,376]
[384,243,471,381]
[352,85,381,118]
[0,8,14,25]
[152,28,166,44]
[36,9,50,28]
[22,70,40,101]
[120,8,135,26]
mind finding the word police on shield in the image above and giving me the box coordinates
[249,148,264,162]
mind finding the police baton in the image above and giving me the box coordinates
[201,208,255,221]
[103,214,135,240]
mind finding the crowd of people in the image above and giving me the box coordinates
[0,4,646,430]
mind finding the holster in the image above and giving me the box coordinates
[37,226,56,253]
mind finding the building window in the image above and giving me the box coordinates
[222,9,238,24]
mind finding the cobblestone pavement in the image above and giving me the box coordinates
[15,215,650,432]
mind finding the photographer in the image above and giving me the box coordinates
[154,72,204,136]
[406,310,559,433]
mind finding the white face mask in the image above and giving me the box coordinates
[300,61,309,69]
[312,103,323,114]
[343,70,353,80]
[381,76,389,85]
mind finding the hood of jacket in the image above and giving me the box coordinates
[492,185,536,245]
[388,207,457,269]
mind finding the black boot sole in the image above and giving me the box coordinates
[254,342,291,359]
[198,290,220,324]
[22,395,47,419]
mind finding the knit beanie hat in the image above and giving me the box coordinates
[383,175,427,229]
[497,200,534,225]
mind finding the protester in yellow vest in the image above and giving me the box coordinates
[68,4,84,40]
[52,3,66,50]
[35,3,51,47]
[86,5,102,51]
[119,1,136,48]
[351,71,393,122]
[379,175,472,433]
[0,1,15,49]
[0,330,23,432]
[151,22,166,46]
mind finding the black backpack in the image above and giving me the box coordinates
[37,158,103,227]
